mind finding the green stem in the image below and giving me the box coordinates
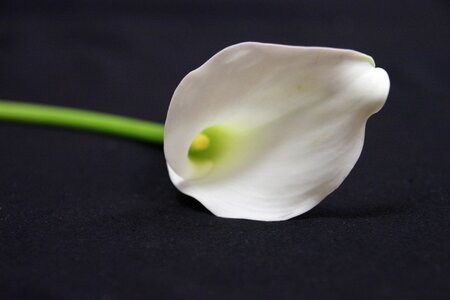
[0,100,164,144]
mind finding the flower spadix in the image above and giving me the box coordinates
[164,42,390,221]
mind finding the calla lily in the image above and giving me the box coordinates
[164,42,390,221]
[0,42,389,222]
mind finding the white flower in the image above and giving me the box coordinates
[164,42,390,221]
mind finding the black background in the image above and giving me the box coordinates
[0,1,449,299]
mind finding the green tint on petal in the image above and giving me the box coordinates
[188,125,237,163]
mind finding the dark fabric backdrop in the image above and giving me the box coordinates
[0,1,449,299]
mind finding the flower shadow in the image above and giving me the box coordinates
[176,192,411,221]
[300,199,410,220]
[174,189,412,221]
[176,193,211,215]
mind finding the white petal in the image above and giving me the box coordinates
[164,42,390,221]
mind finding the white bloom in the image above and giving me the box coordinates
[164,42,390,221]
